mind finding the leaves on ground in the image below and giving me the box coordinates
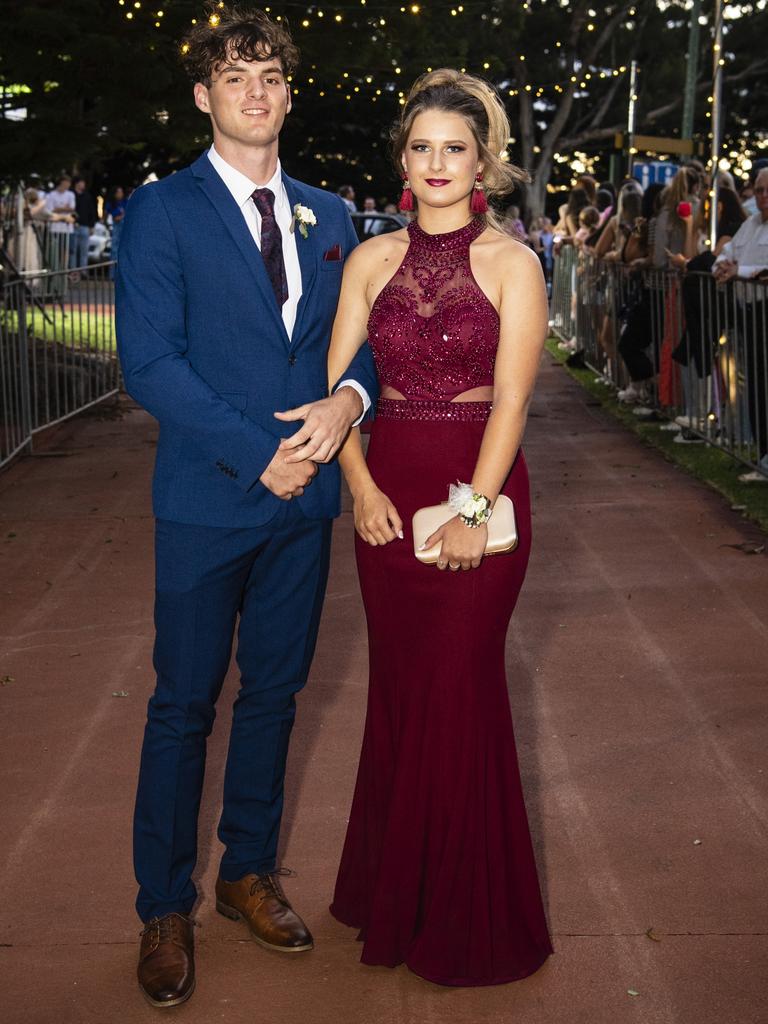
[719,542,765,555]
[1,675,14,686]
[111,690,129,698]
[627,989,640,997]
[645,927,662,942]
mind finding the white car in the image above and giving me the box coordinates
[88,223,111,263]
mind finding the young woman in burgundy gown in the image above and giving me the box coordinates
[326,69,553,986]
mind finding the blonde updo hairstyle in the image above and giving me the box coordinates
[391,68,530,233]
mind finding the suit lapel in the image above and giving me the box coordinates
[283,175,319,346]
[191,153,289,347]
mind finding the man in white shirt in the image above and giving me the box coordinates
[713,166,768,481]
[43,175,75,235]
[43,175,75,290]
[337,184,356,213]
[362,195,383,236]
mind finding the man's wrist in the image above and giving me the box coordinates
[334,384,364,423]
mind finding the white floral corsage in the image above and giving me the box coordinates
[448,481,493,528]
[292,203,317,239]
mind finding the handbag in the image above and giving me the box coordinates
[412,494,518,565]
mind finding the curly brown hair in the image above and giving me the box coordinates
[180,4,300,87]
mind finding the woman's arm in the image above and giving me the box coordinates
[327,244,404,546]
[471,245,548,501]
[424,242,548,570]
[594,217,617,259]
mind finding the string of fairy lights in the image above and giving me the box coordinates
[112,0,762,183]
[115,0,644,107]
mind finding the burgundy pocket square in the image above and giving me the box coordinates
[323,244,343,262]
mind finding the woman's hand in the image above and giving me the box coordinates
[424,516,487,572]
[665,249,688,271]
[353,485,403,546]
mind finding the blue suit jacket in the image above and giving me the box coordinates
[116,152,378,527]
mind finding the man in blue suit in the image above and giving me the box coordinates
[116,8,376,1008]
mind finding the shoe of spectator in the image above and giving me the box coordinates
[674,414,697,428]
[558,338,577,353]
[737,470,768,483]
[617,382,645,404]
[566,350,586,369]
[660,421,682,432]
[632,406,657,419]
[673,429,705,444]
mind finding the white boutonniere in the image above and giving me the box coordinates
[293,203,317,239]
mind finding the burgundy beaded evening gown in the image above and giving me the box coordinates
[330,218,553,986]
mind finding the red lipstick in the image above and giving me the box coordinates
[425,178,450,187]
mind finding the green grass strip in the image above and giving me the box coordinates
[546,337,768,534]
[1,308,116,351]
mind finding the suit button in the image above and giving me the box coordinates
[288,354,296,366]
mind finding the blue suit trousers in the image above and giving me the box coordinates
[133,503,331,921]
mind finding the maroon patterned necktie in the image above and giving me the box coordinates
[251,187,289,309]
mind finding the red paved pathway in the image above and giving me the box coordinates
[1,356,767,1024]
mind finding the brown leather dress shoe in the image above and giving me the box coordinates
[215,871,313,952]
[137,912,195,1008]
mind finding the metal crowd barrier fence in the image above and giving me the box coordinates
[550,250,768,476]
[0,261,120,469]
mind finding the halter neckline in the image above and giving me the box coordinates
[407,217,485,250]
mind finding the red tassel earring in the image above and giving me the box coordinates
[471,173,488,214]
[398,176,414,212]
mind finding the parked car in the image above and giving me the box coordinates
[88,223,111,264]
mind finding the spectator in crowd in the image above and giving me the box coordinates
[595,182,644,260]
[337,184,356,213]
[667,185,747,270]
[596,187,614,222]
[712,165,768,481]
[43,175,75,279]
[651,165,700,269]
[105,186,127,277]
[582,187,644,372]
[741,158,768,217]
[615,193,657,404]
[361,196,382,237]
[529,215,555,292]
[577,174,598,204]
[378,201,407,232]
[574,206,600,249]
[70,177,98,273]
[503,204,527,240]
[599,181,616,207]
[16,188,73,276]
[561,186,590,239]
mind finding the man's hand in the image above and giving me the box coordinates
[274,386,363,464]
[259,446,317,500]
[713,259,738,284]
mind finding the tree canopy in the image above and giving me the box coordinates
[1,0,766,214]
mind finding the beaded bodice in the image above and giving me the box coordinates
[367,218,500,401]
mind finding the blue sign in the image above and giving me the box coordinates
[632,161,678,190]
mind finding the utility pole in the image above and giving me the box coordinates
[627,60,639,178]
[682,0,702,140]
[709,0,724,250]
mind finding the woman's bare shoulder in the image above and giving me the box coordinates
[346,229,409,269]
[477,228,541,276]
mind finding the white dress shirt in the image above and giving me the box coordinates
[208,146,370,420]
[44,188,75,235]
[207,145,302,338]
[714,211,768,278]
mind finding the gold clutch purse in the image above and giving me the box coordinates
[412,494,518,565]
